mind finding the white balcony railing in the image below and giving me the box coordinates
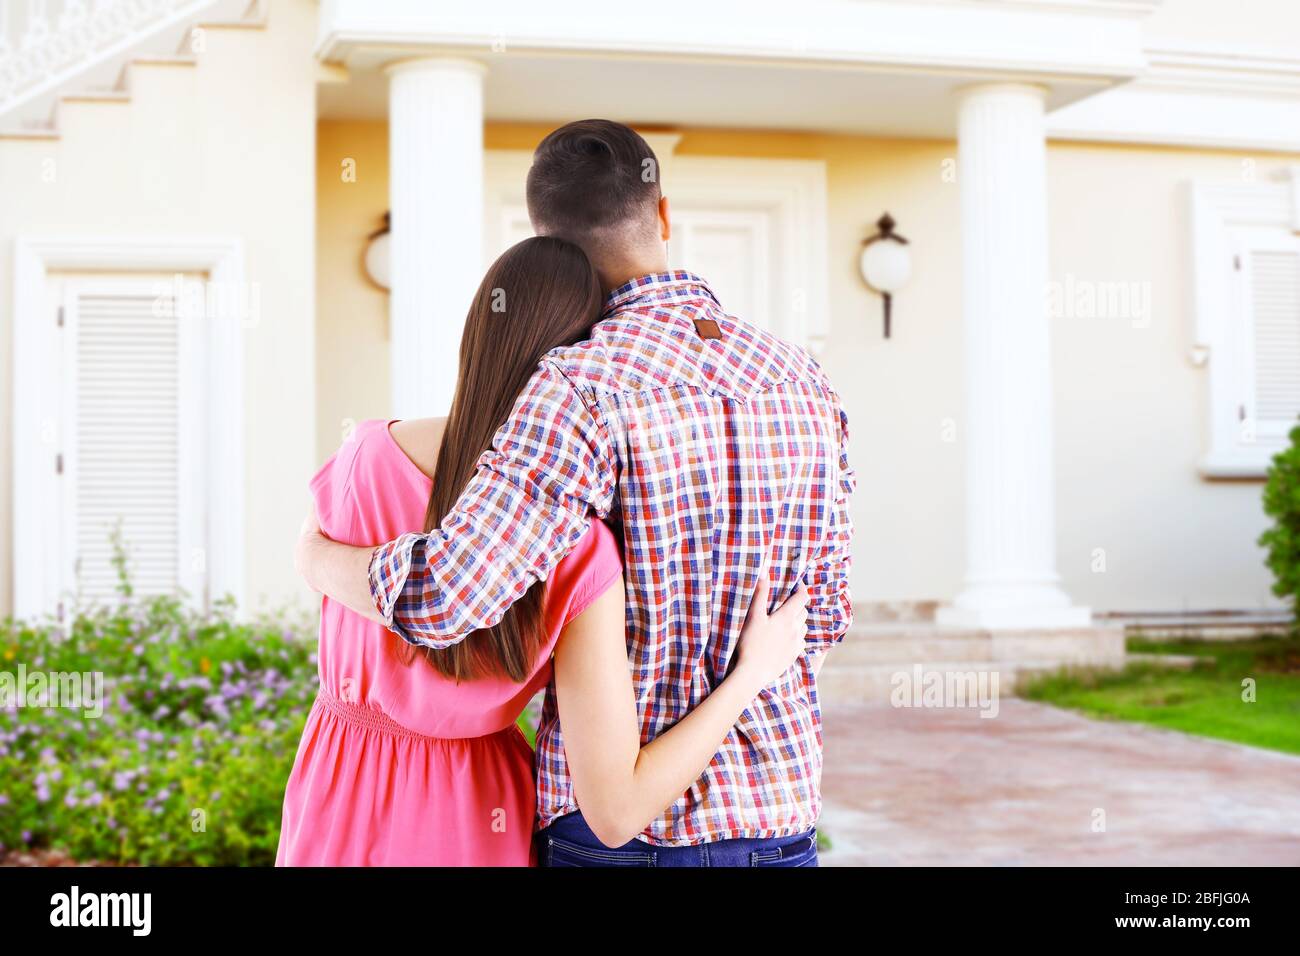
[0,0,223,120]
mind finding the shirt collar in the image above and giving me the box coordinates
[602,270,720,316]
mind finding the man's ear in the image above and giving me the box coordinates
[658,195,671,242]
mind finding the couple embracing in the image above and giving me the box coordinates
[280,119,855,868]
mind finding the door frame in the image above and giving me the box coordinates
[12,236,247,618]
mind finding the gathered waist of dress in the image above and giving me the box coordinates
[313,689,522,744]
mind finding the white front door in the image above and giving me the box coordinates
[483,151,828,351]
[666,208,770,329]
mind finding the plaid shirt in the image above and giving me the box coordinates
[369,272,855,846]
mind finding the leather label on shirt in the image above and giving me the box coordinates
[693,318,723,340]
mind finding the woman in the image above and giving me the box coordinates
[277,237,807,866]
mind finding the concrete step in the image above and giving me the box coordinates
[817,658,1119,707]
[833,624,1126,666]
[988,627,1127,663]
[1098,610,1292,642]
[853,603,1293,640]
[817,648,1205,708]
[818,621,1129,705]
[832,630,993,664]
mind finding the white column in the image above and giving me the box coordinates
[386,57,486,417]
[937,83,1090,629]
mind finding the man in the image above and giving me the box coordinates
[296,119,855,866]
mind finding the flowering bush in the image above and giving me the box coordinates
[0,593,317,866]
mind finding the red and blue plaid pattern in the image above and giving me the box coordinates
[369,272,855,846]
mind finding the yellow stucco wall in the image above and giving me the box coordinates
[316,120,1294,613]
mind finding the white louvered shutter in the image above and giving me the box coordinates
[61,280,199,605]
[1246,243,1300,442]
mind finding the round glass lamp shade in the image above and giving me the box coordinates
[859,239,911,294]
[364,231,391,290]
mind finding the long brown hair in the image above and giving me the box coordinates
[402,236,603,682]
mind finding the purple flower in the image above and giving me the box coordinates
[0,794,9,806]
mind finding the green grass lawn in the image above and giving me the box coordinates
[1020,631,1300,756]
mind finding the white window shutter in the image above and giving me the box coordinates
[1188,180,1300,477]
[1246,245,1300,439]
[63,283,194,604]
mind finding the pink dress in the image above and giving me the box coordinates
[276,419,622,867]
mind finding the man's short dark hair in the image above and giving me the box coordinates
[526,119,661,244]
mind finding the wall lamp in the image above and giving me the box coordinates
[859,212,911,338]
[364,211,391,291]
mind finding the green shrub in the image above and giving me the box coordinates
[1260,423,1300,621]
[0,593,316,865]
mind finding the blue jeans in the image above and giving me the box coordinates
[537,812,818,868]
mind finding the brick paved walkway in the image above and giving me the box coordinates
[818,700,1300,866]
